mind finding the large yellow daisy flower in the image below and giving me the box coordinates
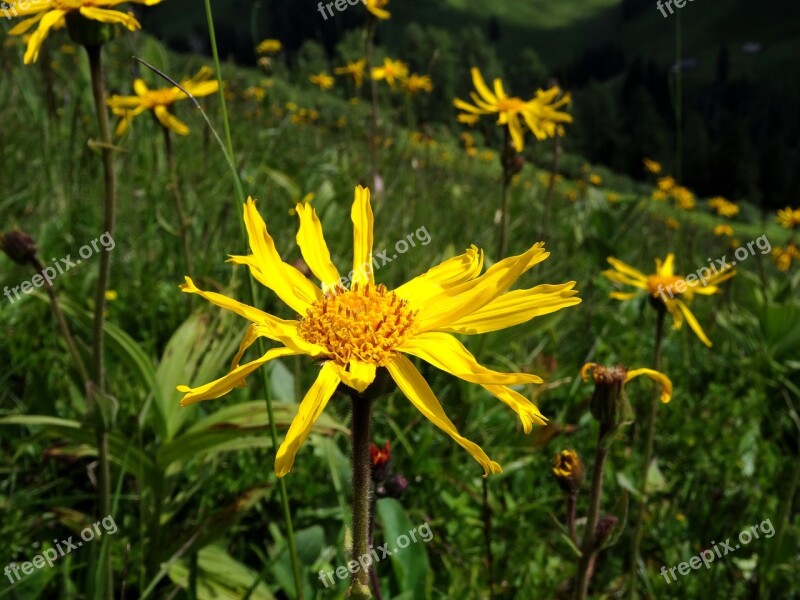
[454,68,572,152]
[603,254,735,347]
[178,186,581,477]
[6,0,161,64]
[107,67,219,136]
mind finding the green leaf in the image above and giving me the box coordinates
[375,498,430,597]
[168,545,275,600]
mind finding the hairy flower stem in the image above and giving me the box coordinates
[574,423,611,600]
[349,395,373,600]
[86,42,116,600]
[162,126,193,280]
[201,1,303,595]
[627,304,666,599]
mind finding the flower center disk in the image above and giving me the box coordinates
[298,284,416,366]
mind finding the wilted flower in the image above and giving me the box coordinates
[178,186,581,476]
[107,67,219,136]
[552,449,584,494]
[0,230,37,266]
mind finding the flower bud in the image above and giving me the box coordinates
[383,474,408,498]
[581,364,633,429]
[594,514,619,547]
[66,11,115,48]
[370,440,391,482]
[0,230,37,266]
[552,449,584,495]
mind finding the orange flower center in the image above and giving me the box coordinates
[496,97,527,113]
[144,89,178,106]
[646,275,685,297]
[298,284,416,365]
[52,0,90,9]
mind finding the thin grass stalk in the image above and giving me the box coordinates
[161,125,194,280]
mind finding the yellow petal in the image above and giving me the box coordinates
[675,299,713,347]
[625,368,673,403]
[6,0,50,18]
[9,11,45,35]
[580,363,598,381]
[23,9,64,64]
[470,68,497,105]
[399,332,542,385]
[386,354,502,476]
[154,105,190,136]
[350,186,374,287]
[242,198,321,314]
[606,257,648,284]
[415,243,547,332]
[275,362,341,477]
[481,384,547,433]
[294,202,340,289]
[441,282,581,335]
[660,254,676,277]
[178,346,297,406]
[330,360,377,393]
[79,6,141,30]
[610,290,641,301]
[394,245,483,307]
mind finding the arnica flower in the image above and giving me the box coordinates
[656,176,676,192]
[581,363,672,404]
[177,186,582,477]
[453,68,572,152]
[773,244,799,272]
[401,73,433,95]
[363,0,390,19]
[709,197,739,217]
[603,254,735,347]
[255,38,281,55]
[776,206,800,229]
[714,224,734,237]
[671,186,695,210]
[309,72,334,90]
[552,449,584,495]
[643,158,662,174]
[651,190,668,202]
[107,67,219,136]
[334,58,367,88]
[589,174,602,186]
[7,0,161,64]
[371,58,408,89]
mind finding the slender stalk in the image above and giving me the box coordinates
[365,19,379,188]
[627,305,666,599]
[574,424,610,600]
[540,134,562,241]
[162,126,193,279]
[85,42,116,600]
[566,494,578,546]
[482,477,495,599]
[498,128,514,259]
[201,2,302,596]
[349,396,373,600]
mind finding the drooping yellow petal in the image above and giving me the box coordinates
[294,202,340,289]
[441,282,581,335]
[275,362,341,477]
[350,186,374,287]
[415,243,547,332]
[177,346,297,406]
[625,368,673,403]
[154,105,190,136]
[481,384,547,433]
[5,0,50,18]
[330,360,377,393]
[23,9,64,64]
[606,257,649,285]
[394,245,483,307]
[79,6,141,29]
[470,68,497,105]
[601,269,649,289]
[241,198,321,314]
[610,291,641,301]
[386,354,502,476]
[675,299,713,347]
[9,11,45,35]
[398,332,542,385]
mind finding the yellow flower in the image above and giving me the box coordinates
[581,363,672,404]
[458,113,480,126]
[371,58,408,89]
[589,174,602,186]
[243,86,267,101]
[459,132,476,148]
[7,0,161,64]
[107,67,219,136]
[643,158,662,174]
[363,0,390,19]
[454,68,572,152]
[651,190,668,202]
[708,196,739,217]
[776,206,800,229]
[105,289,118,301]
[177,186,582,476]
[334,59,367,88]
[665,217,680,230]
[552,449,583,494]
[401,73,433,95]
[603,254,735,347]
[256,38,282,55]
[672,186,695,210]
[657,176,676,192]
[478,150,496,162]
[772,245,799,271]
[309,72,334,90]
[713,224,734,237]
[607,192,620,203]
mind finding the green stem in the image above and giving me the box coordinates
[86,42,116,600]
[540,134,562,242]
[365,19,379,188]
[162,125,194,279]
[574,424,610,600]
[628,305,666,599]
[349,395,373,600]
[201,2,302,597]
[498,128,514,259]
